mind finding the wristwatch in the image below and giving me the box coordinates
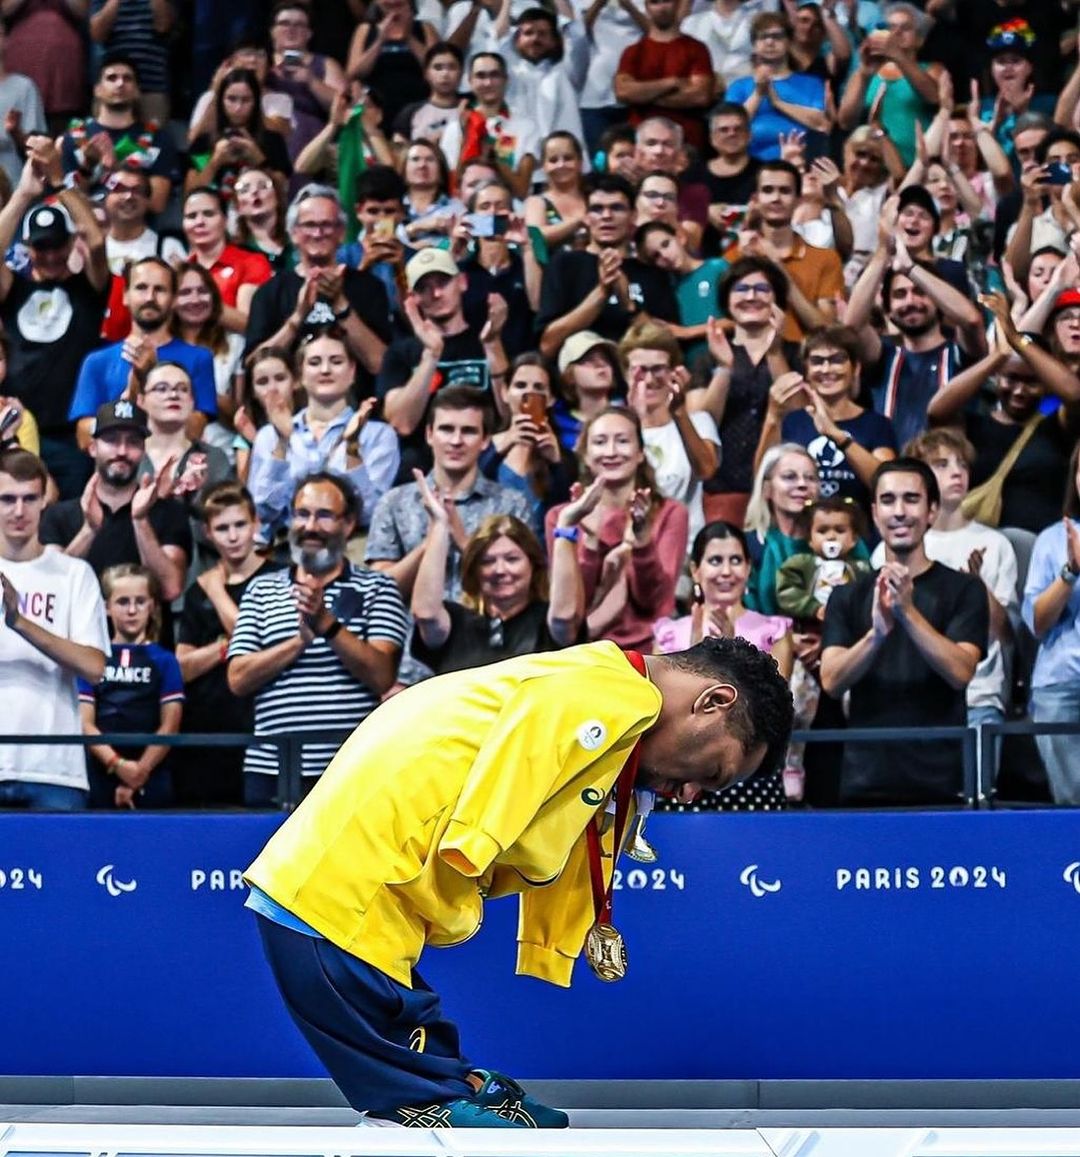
[836,432,854,451]
[1060,561,1079,584]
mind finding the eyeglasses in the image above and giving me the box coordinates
[293,507,343,526]
[640,189,677,203]
[235,179,273,196]
[1057,309,1080,323]
[731,281,773,296]
[631,363,671,379]
[296,220,339,233]
[807,353,849,368]
[755,29,787,40]
[144,382,192,396]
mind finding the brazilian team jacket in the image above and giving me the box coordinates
[245,641,663,988]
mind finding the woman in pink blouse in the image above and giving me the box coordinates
[545,407,688,652]
[653,519,794,811]
[653,520,793,675]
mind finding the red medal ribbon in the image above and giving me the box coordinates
[585,649,647,927]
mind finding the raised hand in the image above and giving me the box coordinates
[131,458,177,521]
[706,316,735,369]
[412,467,450,524]
[778,129,807,167]
[479,292,508,343]
[626,487,652,547]
[265,391,295,442]
[767,370,811,418]
[872,569,895,638]
[559,477,605,528]
[343,397,377,445]
[403,293,446,357]
[1066,517,1080,575]
[80,474,105,533]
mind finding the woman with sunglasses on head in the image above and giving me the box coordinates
[231,167,292,271]
[926,292,1080,536]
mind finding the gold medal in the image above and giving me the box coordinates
[585,922,628,982]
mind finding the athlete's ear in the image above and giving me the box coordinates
[692,682,738,715]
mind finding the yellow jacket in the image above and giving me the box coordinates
[245,641,662,988]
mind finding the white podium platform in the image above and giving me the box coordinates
[6,1125,1080,1157]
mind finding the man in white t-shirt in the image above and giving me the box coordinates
[873,428,1018,794]
[0,449,108,809]
[618,321,720,542]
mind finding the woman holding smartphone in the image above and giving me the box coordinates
[482,353,576,531]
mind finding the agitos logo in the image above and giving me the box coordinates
[96,864,137,897]
[739,864,781,898]
[1063,862,1080,895]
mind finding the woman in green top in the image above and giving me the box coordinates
[836,3,943,168]
[744,443,819,615]
[636,221,728,383]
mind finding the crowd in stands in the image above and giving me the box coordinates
[2,0,1080,812]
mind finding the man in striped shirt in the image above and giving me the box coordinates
[227,471,409,807]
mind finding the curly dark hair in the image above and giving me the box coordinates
[661,635,795,782]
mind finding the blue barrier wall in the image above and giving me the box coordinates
[4,811,1080,1080]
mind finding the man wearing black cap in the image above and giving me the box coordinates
[40,399,191,642]
[0,150,109,500]
[893,184,970,300]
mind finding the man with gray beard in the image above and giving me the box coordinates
[228,472,408,807]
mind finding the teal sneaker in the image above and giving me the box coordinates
[369,1097,529,1128]
[470,1068,571,1128]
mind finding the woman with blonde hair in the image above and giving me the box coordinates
[411,480,598,674]
[744,442,819,615]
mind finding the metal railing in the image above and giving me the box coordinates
[0,720,1071,809]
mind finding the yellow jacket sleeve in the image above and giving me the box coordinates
[438,670,658,879]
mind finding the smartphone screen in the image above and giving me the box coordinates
[467,213,497,238]
[1046,161,1074,186]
